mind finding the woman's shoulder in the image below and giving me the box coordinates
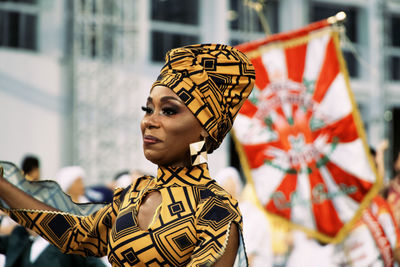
[200,179,234,199]
[133,175,155,189]
[195,181,241,214]
[193,181,243,232]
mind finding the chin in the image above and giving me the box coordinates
[144,151,162,165]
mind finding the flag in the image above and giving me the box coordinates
[233,19,381,243]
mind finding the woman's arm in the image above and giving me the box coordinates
[0,166,57,211]
[0,165,123,257]
[376,139,388,180]
[212,222,239,267]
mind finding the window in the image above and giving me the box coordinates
[391,15,400,47]
[388,15,400,81]
[391,56,400,81]
[151,0,200,62]
[151,0,198,25]
[229,0,279,45]
[0,0,38,50]
[311,4,360,78]
[75,0,136,62]
[0,0,36,3]
[343,51,358,79]
[357,103,369,134]
[151,31,198,62]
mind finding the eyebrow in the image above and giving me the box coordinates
[147,96,183,104]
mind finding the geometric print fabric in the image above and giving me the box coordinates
[3,163,245,266]
[153,44,255,149]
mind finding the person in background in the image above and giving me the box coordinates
[85,185,114,204]
[56,166,88,203]
[111,170,130,189]
[1,155,42,236]
[286,230,336,267]
[0,226,106,267]
[215,167,273,267]
[370,140,389,181]
[108,169,146,189]
[21,155,40,182]
[331,141,400,267]
[333,194,400,267]
[388,149,400,228]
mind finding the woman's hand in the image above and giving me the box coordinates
[0,165,4,182]
[0,165,8,185]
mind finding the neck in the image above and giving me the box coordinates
[156,163,211,187]
[168,152,193,168]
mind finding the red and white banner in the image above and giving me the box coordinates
[234,19,381,242]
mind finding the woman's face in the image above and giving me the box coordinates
[68,177,85,198]
[140,85,206,167]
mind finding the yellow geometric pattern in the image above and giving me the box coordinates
[5,164,244,266]
[152,44,255,150]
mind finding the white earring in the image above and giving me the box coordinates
[190,140,208,166]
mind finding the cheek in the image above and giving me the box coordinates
[167,121,199,143]
[175,114,202,137]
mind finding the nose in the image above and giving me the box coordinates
[142,113,161,129]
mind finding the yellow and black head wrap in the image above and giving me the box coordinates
[152,44,255,152]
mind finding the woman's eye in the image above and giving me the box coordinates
[141,106,153,114]
[162,107,178,116]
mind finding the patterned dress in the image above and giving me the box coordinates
[1,162,247,266]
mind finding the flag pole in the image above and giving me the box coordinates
[245,0,272,36]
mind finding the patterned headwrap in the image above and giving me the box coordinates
[152,44,255,152]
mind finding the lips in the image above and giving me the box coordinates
[143,135,162,144]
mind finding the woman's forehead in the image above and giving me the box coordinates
[149,85,179,99]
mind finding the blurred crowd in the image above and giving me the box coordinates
[1,144,400,267]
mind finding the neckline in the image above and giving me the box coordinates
[156,163,212,187]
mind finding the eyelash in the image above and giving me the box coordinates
[141,106,178,116]
[141,106,153,114]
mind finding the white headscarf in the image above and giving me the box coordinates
[56,166,85,192]
[214,167,243,195]
[115,174,133,188]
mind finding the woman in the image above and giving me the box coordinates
[0,44,255,266]
[56,166,87,203]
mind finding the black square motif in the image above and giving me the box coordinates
[178,90,191,103]
[168,201,184,216]
[122,248,138,265]
[173,233,194,251]
[202,58,216,71]
[48,215,72,239]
